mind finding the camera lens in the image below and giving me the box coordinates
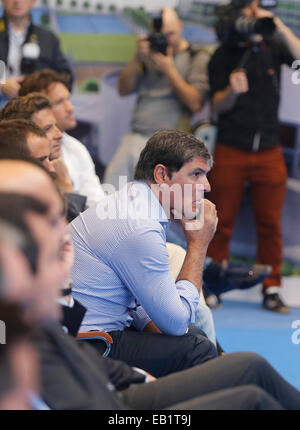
[254,17,276,36]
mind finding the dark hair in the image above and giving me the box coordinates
[0,93,52,121]
[0,193,49,273]
[134,129,212,181]
[19,69,70,96]
[0,119,46,156]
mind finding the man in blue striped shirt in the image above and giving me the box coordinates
[71,130,218,376]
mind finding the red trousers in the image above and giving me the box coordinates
[207,144,287,290]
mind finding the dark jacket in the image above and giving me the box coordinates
[209,37,294,152]
[0,14,73,81]
[32,322,146,410]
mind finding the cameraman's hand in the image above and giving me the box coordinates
[229,69,248,94]
[272,16,290,36]
[151,47,175,74]
[136,35,150,63]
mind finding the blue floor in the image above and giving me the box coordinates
[212,300,300,390]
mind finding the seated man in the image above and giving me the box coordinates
[1,179,300,410]
[19,69,105,207]
[71,130,219,375]
[0,118,54,172]
[17,71,217,342]
[0,159,217,379]
[0,93,87,221]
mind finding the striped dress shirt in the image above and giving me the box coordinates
[70,181,199,336]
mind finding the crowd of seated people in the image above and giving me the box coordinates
[0,1,300,411]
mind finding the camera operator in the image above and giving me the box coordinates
[104,7,210,188]
[207,0,300,313]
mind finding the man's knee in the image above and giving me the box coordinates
[227,351,270,375]
[184,330,218,367]
[239,384,282,410]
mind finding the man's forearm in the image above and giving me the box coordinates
[176,242,208,293]
[118,57,141,96]
[166,66,202,113]
[281,27,300,60]
[275,18,300,60]
[212,85,238,115]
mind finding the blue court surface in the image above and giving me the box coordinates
[212,300,300,390]
[182,25,216,44]
[57,14,131,34]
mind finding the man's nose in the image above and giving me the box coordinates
[203,176,211,193]
[54,125,62,140]
[65,99,74,113]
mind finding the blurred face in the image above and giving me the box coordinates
[25,212,65,322]
[0,239,35,308]
[0,207,65,323]
[29,175,67,252]
[47,83,77,132]
[161,11,183,50]
[0,163,68,320]
[241,0,259,17]
[157,156,211,220]
[2,0,36,21]
[26,132,55,173]
[32,108,62,160]
[0,341,39,410]
[0,209,65,323]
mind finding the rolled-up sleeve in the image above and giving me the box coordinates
[130,305,152,332]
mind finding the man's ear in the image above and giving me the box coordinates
[153,164,170,184]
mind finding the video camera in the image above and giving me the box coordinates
[147,11,168,55]
[215,0,277,45]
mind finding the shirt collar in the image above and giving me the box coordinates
[125,181,169,228]
[8,22,29,40]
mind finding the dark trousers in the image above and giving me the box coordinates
[122,352,300,410]
[207,144,287,290]
[85,326,217,378]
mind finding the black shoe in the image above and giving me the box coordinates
[262,293,290,314]
[203,260,272,296]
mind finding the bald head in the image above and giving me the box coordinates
[160,7,184,51]
[0,160,52,199]
[0,160,63,223]
[162,7,180,26]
